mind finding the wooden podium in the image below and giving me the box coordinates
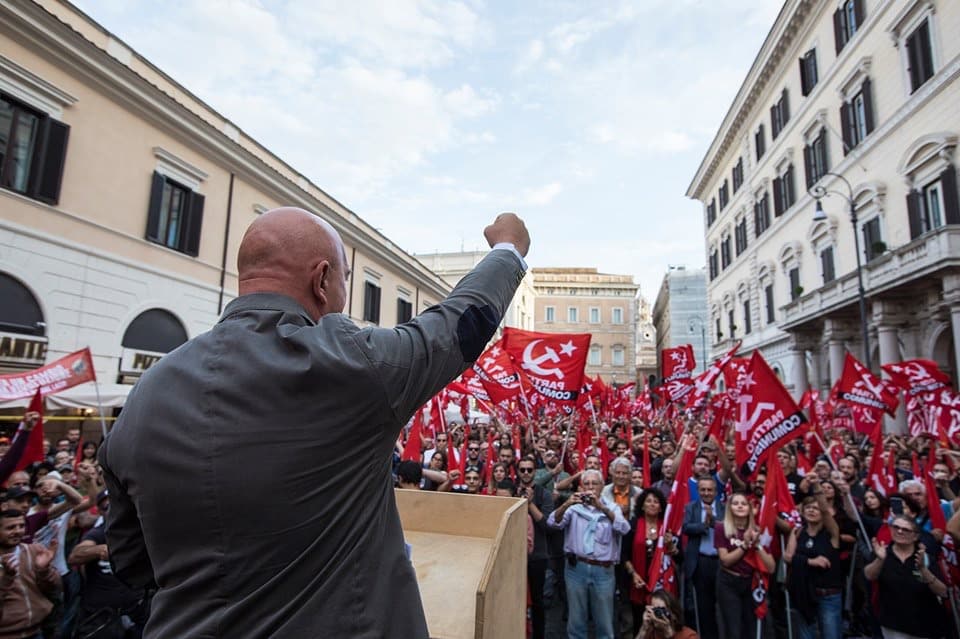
[396,490,527,639]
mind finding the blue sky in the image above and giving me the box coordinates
[74,0,782,299]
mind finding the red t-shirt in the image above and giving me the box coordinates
[714,522,752,577]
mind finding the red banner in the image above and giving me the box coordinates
[684,342,740,410]
[832,353,899,433]
[882,359,951,397]
[0,348,96,401]
[15,389,46,472]
[661,345,695,402]
[734,352,808,479]
[473,340,523,404]
[502,328,590,404]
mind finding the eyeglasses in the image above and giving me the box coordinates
[891,524,917,534]
[518,468,535,474]
[468,448,480,452]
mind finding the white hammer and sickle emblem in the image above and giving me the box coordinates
[522,339,565,379]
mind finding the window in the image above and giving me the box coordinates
[773,165,796,217]
[765,284,775,323]
[706,199,717,227]
[743,301,752,334]
[363,282,381,324]
[715,317,722,340]
[567,307,578,323]
[545,306,555,322]
[719,181,730,210]
[709,249,719,280]
[145,172,205,256]
[612,307,623,324]
[770,89,791,140]
[800,49,819,96]
[862,217,884,262]
[833,0,864,54]
[721,236,732,269]
[588,345,601,366]
[0,93,69,204]
[732,158,744,193]
[728,309,736,337]
[396,298,412,324]
[821,247,836,284]
[754,192,771,237]
[906,19,935,93]
[735,217,748,256]
[612,346,625,367]
[589,307,600,324]
[841,79,874,152]
[804,128,830,188]
[789,267,801,300]
[755,125,766,161]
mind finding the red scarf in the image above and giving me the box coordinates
[630,516,662,605]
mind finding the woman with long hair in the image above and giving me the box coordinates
[637,589,698,639]
[422,451,447,491]
[484,462,507,495]
[78,440,98,465]
[783,481,842,639]
[715,491,775,639]
[865,514,948,638]
[621,488,676,636]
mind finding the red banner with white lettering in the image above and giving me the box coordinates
[502,328,591,404]
[684,342,740,410]
[831,353,900,433]
[661,345,695,402]
[0,348,96,401]
[472,339,523,404]
[734,352,808,479]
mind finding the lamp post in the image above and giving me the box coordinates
[809,171,872,370]
[688,316,707,374]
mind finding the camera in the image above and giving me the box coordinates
[580,493,594,505]
[653,607,670,620]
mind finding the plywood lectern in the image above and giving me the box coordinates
[396,490,527,639]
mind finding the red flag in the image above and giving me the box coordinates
[648,442,696,594]
[14,389,45,472]
[457,424,471,484]
[734,352,808,479]
[922,447,947,531]
[751,457,799,619]
[502,328,591,405]
[661,345,696,402]
[484,427,496,485]
[473,340,523,404]
[447,429,459,481]
[882,359,951,397]
[865,424,896,496]
[428,396,445,435]
[905,393,940,439]
[0,348,96,401]
[401,406,424,462]
[832,353,900,433]
[722,357,751,391]
[642,429,651,487]
[684,342,741,410]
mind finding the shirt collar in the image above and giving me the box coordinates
[220,293,316,325]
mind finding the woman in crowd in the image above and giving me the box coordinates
[861,487,890,538]
[864,515,948,639]
[715,491,774,639]
[783,479,842,639]
[77,440,99,466]
[484,462,507,495]
[637,589,698,639]
[622,488,674,636]
[422,451,447,491]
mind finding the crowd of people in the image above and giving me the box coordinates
[1,416,148,639]
[393,414,960,639]
[2,408,959,639]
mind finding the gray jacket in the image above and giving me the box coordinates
[99,249,525,638]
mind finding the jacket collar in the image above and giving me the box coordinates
[219,293,315,325]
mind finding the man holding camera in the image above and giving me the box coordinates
[548,468,629,639]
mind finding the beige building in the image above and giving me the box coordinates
[532,268,638,386]
[0,0,449,388]
[687,0,960,429]
[415,250,536,334]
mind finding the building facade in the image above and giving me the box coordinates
[0,0,449,390]
[651,267,710,377]
[532,268,638,385]
[687,0,960,427]
[635,293,658,385]
[414,250,536,334]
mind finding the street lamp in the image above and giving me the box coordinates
[809,171,872,369]
[688,316,707,374]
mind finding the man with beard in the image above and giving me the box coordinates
[0,508,61,636]
[517,456,554,639]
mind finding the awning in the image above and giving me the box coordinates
[0,382,132,410]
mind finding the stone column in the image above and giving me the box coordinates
[788,337,809,400]
[877,323,907,434]
[809,348,824,393]
[824,319,847,385]
[946,275,960,387]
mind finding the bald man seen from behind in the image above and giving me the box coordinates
[99,208,530,638]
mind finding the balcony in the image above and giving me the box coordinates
[781,226,960,330]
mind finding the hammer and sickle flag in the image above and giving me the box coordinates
[502,328,591,405]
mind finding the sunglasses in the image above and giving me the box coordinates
[518,468,535,474]
[468,448,480,452]
[891,524,917,534]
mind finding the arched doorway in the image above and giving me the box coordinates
[932,325,956,390]
[118,309,188,383]
[0,272,47,372]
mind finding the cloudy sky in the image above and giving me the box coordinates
[75,0,782,299]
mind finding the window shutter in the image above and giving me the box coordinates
[803,144,813,189]
[754,202,760,237]
[853,0,865,27]
[840,102,853,154]
[906,190,923,239]
[770,105,778,138]
[145,171,165,242]
[183,191,205,257]
[820,128,830,173]
[941,165,960,225]
[862,77,875,134]
[833,9,844,53]
[30,118,70,205]
[786,165,796,206]
[799,57,809,96]
[781,89,790,122]
[773,176,784,217]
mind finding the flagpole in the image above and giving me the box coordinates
[781,536,794,639]
[92,380,109,438]
[812,431,872,544]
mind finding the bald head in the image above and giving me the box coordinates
[238,207,350,320]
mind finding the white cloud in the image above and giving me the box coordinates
[522,183,563,206]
